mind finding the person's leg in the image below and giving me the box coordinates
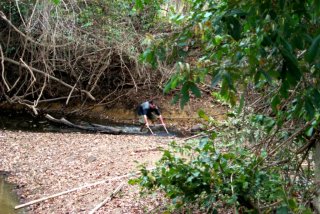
[139,115,147,132]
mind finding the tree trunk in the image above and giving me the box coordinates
[313,141,320,213]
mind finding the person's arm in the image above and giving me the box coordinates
[159,115,165,124]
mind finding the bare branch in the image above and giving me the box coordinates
[0,10,72,48]
[0,44,10,91]
[2,56,95,101]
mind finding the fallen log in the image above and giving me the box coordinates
[45,114,122,134]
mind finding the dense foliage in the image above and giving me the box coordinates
[132,0,320,212]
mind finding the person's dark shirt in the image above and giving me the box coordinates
[138,101,160,118]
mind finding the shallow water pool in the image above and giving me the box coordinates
[0,175,25,214]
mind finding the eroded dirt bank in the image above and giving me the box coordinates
[0,130,177,213]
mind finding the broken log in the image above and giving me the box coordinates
[45,114,122,134]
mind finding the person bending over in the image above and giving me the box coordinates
[137,100,168,134]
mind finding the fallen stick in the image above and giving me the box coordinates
[179,127,215,142]
[89,182,125,214]
[15,173,135,210]
[162,124,169,134]
[147,126,155,135]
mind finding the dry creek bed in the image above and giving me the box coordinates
[0,130,179,213]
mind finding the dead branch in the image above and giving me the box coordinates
[14,0,27,28]
[268,121,313,157]
[118,49,138,92]
[45,114,122,134]
[14,174,133,210]
[19,58,37,93]
[35,75,47,107]
[0,44,10,91]
[88,51,112,93]
[177,127,215,142]
[0,11,71,48]
[89,182,125,214]
[66,72,81,105]
[2,56,95,101]
[15,167,156,210]
[134,147,163,153]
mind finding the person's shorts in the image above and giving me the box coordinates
[138,115,145,124]
[138,113,158,124]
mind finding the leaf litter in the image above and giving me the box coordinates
[0,130,176,213]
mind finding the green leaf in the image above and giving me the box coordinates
[128,178,140,185]
[135,0,144,10]
[292,98,303,117]
[236,93,245,115]
[51,0,60,5]
[181,81,190,95]
[261,70,273,85]
[280,80,290,98]
[140,48,157,68]
[311,89,320,110]
[281,53,301,85]
[315,0,320,13]
[180,82,190,108]
[305,126,314,137]
[180,93,190,109]
[171,94,180,104]
[190,82,201,98]
[279,0,285,9]
[198,109,209,121]
[157,46,166,61]
[271,95,280,112]
[305,98,315,120]
[211,72,222,87]
[306,34,320,63]
[222,72,236,91]
[164,75,180,93]
[81,22,93,28]
[254,70,261,85]
[214,35,223,45]
[276,206,289,214]
[288,198,297,209]
[164,81,172,94]
[226,17,241,41]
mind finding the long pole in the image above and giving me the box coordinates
[162,124,169,134]
[14,173,133,210]
[89,182,125,214]
[147,126,155,135]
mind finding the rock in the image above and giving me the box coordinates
[190,123,205,134]
[86,155,97,163]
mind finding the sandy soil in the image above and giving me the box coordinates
[0,130,178,214]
